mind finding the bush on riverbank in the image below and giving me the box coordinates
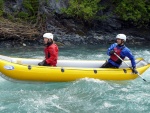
[0,0,150,47]
[0,17,39,41]
[61,0,105,21]
[114,0,150,27]
[0,0,4,16]
[1,0,150,27]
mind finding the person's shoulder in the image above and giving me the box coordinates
[110,43,117,46]
[49,43,58,48]
[53,43,58,48]
[123,46,130,52]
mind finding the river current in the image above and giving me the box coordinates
[0,44,150,113]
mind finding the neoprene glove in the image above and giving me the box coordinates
[110,50,115,55]
[132,67,138,74]
[38,60,46,66]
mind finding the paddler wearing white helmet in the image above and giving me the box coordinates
[101,34,138,74]
[38,33,59,66]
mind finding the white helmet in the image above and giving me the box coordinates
[116,34,126,41]
[43,33,53,40]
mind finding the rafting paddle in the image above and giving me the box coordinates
[114,53,147,82]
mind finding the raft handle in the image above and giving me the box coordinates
[123,69,127,73]
[61,68,65,72]
[94,70,97,74]
[28,65,32,70]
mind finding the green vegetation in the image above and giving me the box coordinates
[21,0,39,23]
[61,0,150,27]
[1,0,150,27]
[62,0,104,21]
[114,0,150,27]
[17,11,29,20]
[0,0,4,16]
[23,0,39,16]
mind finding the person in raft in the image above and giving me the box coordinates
[38,33,59,66]
[101,34,138,74]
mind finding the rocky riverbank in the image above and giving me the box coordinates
[0,19,149,48]
[0,0,150,48]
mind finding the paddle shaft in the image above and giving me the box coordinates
[114,53,147,82]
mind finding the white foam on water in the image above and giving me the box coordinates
[121,88,129,92]
[103,102,115,108]
[77,77,105,84]
[19,94,70,113]
[0,106,6,111]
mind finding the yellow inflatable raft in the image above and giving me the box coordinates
[0,55,149,82]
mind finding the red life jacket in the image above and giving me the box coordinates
[44,43,58,66]
[110,46,125,64]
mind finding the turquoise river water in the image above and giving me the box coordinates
[0,44,150,113]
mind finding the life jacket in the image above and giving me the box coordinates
[110,46,125,65]
[44,43,58,66]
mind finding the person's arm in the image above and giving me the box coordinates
[107,43,117,56]
[124,48,138,74]
[124,48,136,68]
